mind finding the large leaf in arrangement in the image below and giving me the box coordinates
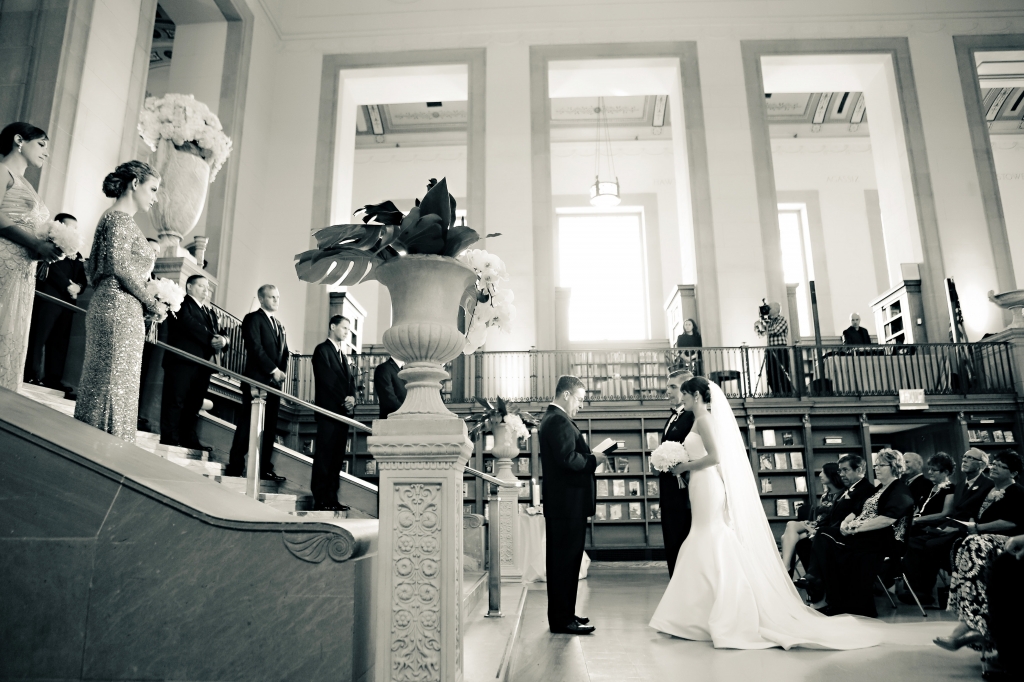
[354,200,404,226]
[418,177,452,232]
[313,224,370,250]
[441,225,482,257]
[294,246,379,285]
[399,214,446,254]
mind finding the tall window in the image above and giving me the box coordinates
[778,204,814,337]
[558,212,649,341]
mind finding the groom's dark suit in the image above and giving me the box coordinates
[227,309,289,477]
[659,407,696,576]
[539,404,598,632]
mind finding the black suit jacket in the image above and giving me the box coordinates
[163,296,217,369]
[903,474,934,509]
[951,474,995,521]
[822,476,878,529]
[241,309,289,386]
[539,405,597,519]
[312,340,356,416]
[659,408,696,508]
[374,358,407,418]
[842,326,873,345]
[37,256,87,304]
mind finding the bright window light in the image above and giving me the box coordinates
[558,213,648,341]
[778,207,813,337]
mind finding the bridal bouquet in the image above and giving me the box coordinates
[35,220,82,259]
[138,94,233,182]
[146,277,186,315]
[650,440,690,488]
[458,249,515,354]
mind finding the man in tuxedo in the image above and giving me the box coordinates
[539,375,609,635]
[24,213,86,393]
[373,354,406,419]
[225,285,288,482]
[660,369,696,577]
[901,452,932,508]
[310,315,357,512]
[159,275,228,449]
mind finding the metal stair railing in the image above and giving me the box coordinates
[464,465,525,617]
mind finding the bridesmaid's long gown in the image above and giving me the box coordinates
[0,167,49,392]
[74,210,156,442]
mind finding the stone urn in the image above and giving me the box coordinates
[376,255,477,419]
[151,139,211,257]
[989,289,1024,329]
[490,422,521,483]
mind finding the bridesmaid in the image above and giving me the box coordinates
[0,122,61,391]
[75,161,166,442]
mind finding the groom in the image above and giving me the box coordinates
[539,375,609,635]
[661,369,696,576]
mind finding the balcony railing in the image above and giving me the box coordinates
[282,342,1016,405]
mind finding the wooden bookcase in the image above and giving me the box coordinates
[959,411,1019,456]
[571,351,666,400]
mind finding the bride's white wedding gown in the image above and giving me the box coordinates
[649,388,884,650]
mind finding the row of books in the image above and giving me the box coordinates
[761,430,797,447]
[772,499,805,518]
[760,476,808,494]
[593,501,649,521]
[482,458,533,475]
[758,452,805,470]
[968,429,1015,444]
[596,479,660,498]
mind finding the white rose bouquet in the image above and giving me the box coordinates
[457,249,515,354]
[146,277,186,316]
[35,220,82,260]
[650,440,690,489]
[138,93,233,182]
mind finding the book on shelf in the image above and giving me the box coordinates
[647,479,660,497]
[484,434,494,451]
[483,460,494,474]
[517,457,530,474]
[825,437,843,444]
[594,503,607,521]
[609,504,623,520]
[994,430,1005,443]
[649,502,662,520]
[615,456,630,474]
[646,432,661,450]
[968,429,978,443]
[759,454,774,471]
[519,484,530,499]
[776,499,791,517]
[612,479,626,497]
[365,459,377,475]
[463,481,469,498]
[629,502,643,520]
[597,479,609,497]
[790,452,804,470]
[1005,431,1016,443]
[793,500,805,518]
[463,503,475,515]
[341,461,350,474]
[980,431,992,443]
[774,453,788,470]
[763,429,777,447]
[761,478,773,494]
[628,480,641,497]
[794,476,807,493]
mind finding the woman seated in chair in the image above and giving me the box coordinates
[820,449,916,617]
[913,452,956,525]
[780,462,845,573]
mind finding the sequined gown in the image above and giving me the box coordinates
[0,167,49,392]
[74,211,156,442]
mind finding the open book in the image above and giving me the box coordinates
[593,438,619,473]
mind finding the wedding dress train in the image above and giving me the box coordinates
[649,384,883,650]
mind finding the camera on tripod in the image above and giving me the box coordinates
[758,298,771,320]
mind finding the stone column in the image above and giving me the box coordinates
[490,423,522,581]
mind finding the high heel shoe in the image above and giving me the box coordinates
[933,630,986,651]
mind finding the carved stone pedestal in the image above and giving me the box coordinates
[491,423,523,581]
[369,417,473,682]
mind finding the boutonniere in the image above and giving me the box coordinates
[971,485,979,491]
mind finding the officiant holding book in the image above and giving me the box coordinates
[660,369,696,576]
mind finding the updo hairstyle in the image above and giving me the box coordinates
[680,376,712,404]
[0,122,48,155]
[102,160,160,198]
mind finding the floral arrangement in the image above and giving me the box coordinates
[458,249,515,354]
[465,396,538,443]
[650,440,689,473]
[35,220,82,258]
[138,94,233,182]
[146,277,186,314]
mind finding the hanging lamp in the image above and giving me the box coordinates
[589,96,621,207]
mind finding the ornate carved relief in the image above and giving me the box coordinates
[282,532,354,563]
[499,500,515,566]
[391,483,442,682]
[455,499,463,674]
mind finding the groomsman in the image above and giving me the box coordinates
[660,369,696,576]
[159,275,228,449]
[539,375,609,635]
[373,354,406,419]
[310,315,357,511]
[225,284,288,482]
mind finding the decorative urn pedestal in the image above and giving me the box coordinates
[151,139,211,258]
[490,422,523,581]
[368,256,477,682]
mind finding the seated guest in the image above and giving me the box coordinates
[960,450,1024,537]
[913,453,956,525]
[820,449,915,617]
[373,354,406,419]
[780,462,845,573]
[841,312,873,345]
[987,534,1024,679]
[24,212,86,393]
[901,451,932,508]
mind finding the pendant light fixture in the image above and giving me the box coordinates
[589,96,620,207]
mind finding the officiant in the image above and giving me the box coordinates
[661,368,696,576]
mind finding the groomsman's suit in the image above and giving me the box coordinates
[539,404,598,632]
[373,357,406,419]
[659,405,696,576]
[311,338,357,507]
[227,308,289,478]
[160,294,221,446]
[25,256,87,387]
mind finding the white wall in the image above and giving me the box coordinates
[992,138,1024,291]
[166,22,226,115]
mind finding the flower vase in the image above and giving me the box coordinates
[376,255,478,420]
[491,422,520,484]
[151,139,210,257]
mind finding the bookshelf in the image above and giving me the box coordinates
[571,351,667,400]
[747,417,813,541]
[960,412,1019,453]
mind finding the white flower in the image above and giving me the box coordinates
[138,94,233,182]
[146,277,186,313]
[35,220,82,259]
[503,413,530,442]
[457,248,517,352]
[650,441,689,472]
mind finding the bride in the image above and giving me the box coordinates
[649,376,882,650]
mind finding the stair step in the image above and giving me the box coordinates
[142,442,209,461]
[166,456,223,474]
[21,384,66,399]
[259,492,298,512]
[206,475,281,493]
[288,509,349,520]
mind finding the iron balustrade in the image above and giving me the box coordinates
[285,343,1016,404]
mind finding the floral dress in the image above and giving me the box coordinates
[948,534,1010,641]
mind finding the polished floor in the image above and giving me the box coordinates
[508,566,980,682]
